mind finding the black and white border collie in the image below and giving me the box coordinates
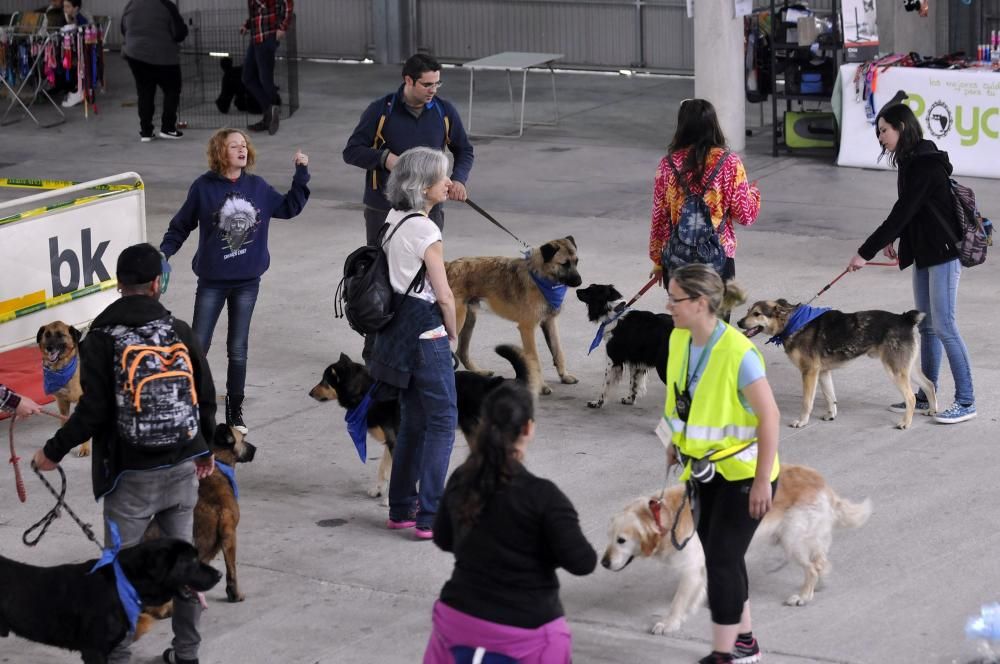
[576,284,674,409]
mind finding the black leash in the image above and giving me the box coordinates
[24,461,102,551]
[464,199,531,251]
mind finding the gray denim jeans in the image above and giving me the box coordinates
[104,460,202,663]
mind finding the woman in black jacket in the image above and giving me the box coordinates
[847,102,975,424]
[424,383,597,663]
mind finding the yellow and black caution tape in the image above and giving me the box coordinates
[0,177,143,192]
[0,279,118,325]
[0,189,138,227]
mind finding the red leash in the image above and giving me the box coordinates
[615,275,661,313]
[805,259,899,305]
[8,409,68,503]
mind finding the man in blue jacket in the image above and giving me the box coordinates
[343,53,474,245]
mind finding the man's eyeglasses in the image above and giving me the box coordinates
[417,80,443,89]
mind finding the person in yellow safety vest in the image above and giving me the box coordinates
[655,263,780,664]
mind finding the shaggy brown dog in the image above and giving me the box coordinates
[737,299,937,429]
[36,321,88,456]
[446,237,582,395]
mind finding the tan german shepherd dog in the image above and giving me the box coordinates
[36,321,89,456]
[446,237,582,395]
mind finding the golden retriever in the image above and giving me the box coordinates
[602,464,871,633]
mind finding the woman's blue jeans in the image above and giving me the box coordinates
[191,280,260,397]
[912,259,974,405]
[388,336,457,530]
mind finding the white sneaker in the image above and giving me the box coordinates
[61,90,84,108]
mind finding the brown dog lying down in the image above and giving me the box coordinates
[0,538,220,663]
[143,424,256,623]
[446,236,582,395]
[37,321,89,456]
[602,464,872,634]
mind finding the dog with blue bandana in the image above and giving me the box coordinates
[737,298,937,429]
[37,321,89,456]
[446,236,582,396]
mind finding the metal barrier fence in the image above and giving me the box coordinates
[177,9,299,130]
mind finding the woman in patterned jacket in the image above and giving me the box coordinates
[649,98,761,289]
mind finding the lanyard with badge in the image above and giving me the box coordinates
[673,322,724,427]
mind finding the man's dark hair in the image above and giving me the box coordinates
[875,102,923,168]
[402,54,440,82]
[66,0,82,8]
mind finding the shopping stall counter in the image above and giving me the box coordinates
[836,62,1000,179]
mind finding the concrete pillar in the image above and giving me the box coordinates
[694,0,746,151]
[373,0,416,65]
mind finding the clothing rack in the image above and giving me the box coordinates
[1,21,107,128]
[0,28,64,128]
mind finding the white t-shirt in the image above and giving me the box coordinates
[382,208,441,304]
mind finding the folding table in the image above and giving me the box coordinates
[463,52,563,138]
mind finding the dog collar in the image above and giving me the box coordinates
[89,519,142,632]
[648,498,667,534]
[766,305,830,347]
[587,306,628,355]
[215,461,239,501]
[529,272,567,311]
[42,354,78,395]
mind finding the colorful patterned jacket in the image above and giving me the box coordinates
[0,384,21,413]
[649,146,761,266]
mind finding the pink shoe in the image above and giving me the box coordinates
[386,519,416,530]
[413,527,433,541]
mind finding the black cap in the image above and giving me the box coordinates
[116,243,162,285]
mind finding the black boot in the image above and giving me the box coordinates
[163,648,199,664]
[226,394,248,435]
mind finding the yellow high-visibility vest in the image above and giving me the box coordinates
[662,323,779,482]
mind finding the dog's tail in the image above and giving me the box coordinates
[495,344,529,385]
[902,309,925,328]
[832,494,872,529]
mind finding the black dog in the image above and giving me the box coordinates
[576,284,674,409]
[309,345,529,503]
[0,538,221,664]
[215,57,280,115]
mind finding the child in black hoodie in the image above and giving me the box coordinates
[160,128,310,433]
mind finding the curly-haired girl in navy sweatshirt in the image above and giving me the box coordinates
[160,128,310,433]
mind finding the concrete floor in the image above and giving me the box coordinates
[1,57,999,664]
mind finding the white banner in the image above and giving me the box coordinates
[837,63,1000,179]
[0,176,146,352]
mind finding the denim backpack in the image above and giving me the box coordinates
[662,150,731,277]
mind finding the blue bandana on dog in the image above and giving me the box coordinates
[529,272,567,311]
[215,461,239,501]
[345,385,379,463]
[43,354,78,395]
[89,519,142,632]
[766,305,831,346]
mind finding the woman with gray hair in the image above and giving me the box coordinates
[368,146,458,540]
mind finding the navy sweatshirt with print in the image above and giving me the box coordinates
[160,165,310,284]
